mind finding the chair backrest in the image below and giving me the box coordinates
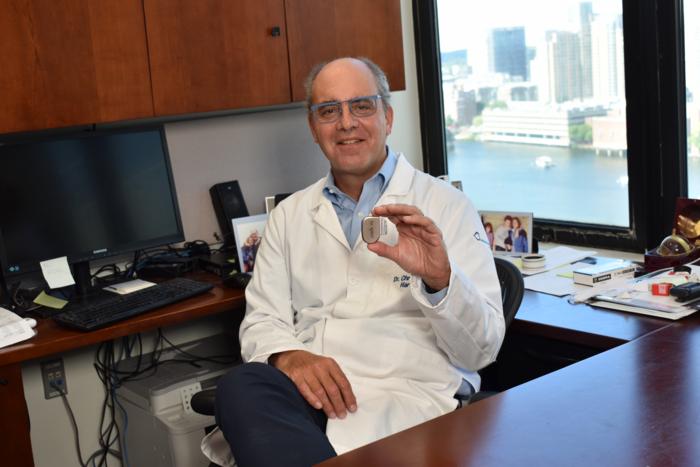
[494,257,524,328]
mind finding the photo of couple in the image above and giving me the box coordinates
[480,211,533,255]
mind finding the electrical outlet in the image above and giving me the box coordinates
[180,382,203,415]
[41,358,67,399]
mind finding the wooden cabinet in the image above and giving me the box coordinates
[285,0,405,102]
[0,0,405,134]
[0,0,153,134]
[143,0,291,116]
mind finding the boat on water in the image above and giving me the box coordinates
[535,156,554,169]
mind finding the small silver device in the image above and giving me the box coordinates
[361,216,388,243]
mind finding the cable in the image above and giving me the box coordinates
[50,381,88,467]
[159,331,239,365]
[88,329,238,465]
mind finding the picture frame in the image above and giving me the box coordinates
[264,196,276,214]
[231,214,268,273]
[479,210,533,255]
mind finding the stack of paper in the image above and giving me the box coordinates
[0,307,36,349]
[589,266,700,320]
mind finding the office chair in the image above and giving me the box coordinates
[466,256,524,403]
[493,256,524,329]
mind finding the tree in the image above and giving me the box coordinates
[569,123,592,145]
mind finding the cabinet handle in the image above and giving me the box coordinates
[271,26,281,37]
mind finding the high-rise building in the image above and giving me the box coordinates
[441,49,470,79]
[488,27,527,81]
[546,31,584,103]
[591,16,625,101]
[579,2,594,98]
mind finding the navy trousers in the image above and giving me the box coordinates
[215,362,337,467]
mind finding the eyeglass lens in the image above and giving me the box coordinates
[313,96,379,122]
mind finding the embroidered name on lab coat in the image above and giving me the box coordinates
[393,274,411,288]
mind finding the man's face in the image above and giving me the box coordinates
[307,59,394,182]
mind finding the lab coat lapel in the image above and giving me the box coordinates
[378,153,414,202]
[311,194,351,251]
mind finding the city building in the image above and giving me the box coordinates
[488,27,528,82]
[480,102,607,146]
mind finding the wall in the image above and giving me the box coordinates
[22,1,421,465]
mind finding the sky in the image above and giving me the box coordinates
[437,0,623,52]
[436,0,623,79]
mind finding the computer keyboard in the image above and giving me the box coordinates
[53,277,214,331]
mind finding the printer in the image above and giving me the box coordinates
[116,334,240,467]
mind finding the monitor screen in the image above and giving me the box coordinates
[0,127,184,280]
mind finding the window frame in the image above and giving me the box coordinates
[412,0,688,252]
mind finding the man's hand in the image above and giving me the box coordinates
[368,204,451,291]
[269,350,357,419]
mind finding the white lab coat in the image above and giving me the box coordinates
[202,154,504,464]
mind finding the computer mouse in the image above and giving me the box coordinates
[222,272,251,289]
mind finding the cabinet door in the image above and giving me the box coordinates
[0,0,153,135]
[285,0,405,102]
[144,0,291,116]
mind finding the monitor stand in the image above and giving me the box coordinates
[72,261,94,298]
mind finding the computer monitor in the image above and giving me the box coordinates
[0,127,184,294]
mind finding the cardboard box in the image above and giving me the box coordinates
[573,260,637,286]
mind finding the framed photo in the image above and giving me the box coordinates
[264,196,276,214]
[232,214,268,273]
[479,211,533,255]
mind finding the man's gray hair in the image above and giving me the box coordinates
[304,57,392,110]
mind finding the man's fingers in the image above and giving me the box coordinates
[305,377,338,418]
[328,362,357,413]
[372,203,423,217]
[317,372,347,418]
[367,240,397,260]
[295,380,324,411]
[396,223,443,245]
[275,351,356,419]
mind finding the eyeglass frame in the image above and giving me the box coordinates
[308,94,385,123]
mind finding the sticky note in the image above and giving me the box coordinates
[33,291,68,309]
[39,257,75,289]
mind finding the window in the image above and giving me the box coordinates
[686,0,700,198]
[413,0,689,251]
[437,1,628,227]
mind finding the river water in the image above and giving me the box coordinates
[448,140,700,226]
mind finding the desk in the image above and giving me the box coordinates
[0,274,245,467]
[320,292,699,467]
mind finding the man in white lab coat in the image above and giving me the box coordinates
[211,57,505,467]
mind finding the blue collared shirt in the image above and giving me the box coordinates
[322,149,447,304]
[323,148,398,247]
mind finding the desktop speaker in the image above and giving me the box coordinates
[210,180,249,246]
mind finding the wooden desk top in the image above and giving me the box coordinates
[0,275,246,367]
[514,291,671,348]
[320,303,700,467]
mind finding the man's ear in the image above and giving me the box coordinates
[308,113,319,143]
[384,105,394,136]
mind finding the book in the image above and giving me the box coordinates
[573,260,637,286]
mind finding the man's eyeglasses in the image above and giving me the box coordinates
[309,95,383,123]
